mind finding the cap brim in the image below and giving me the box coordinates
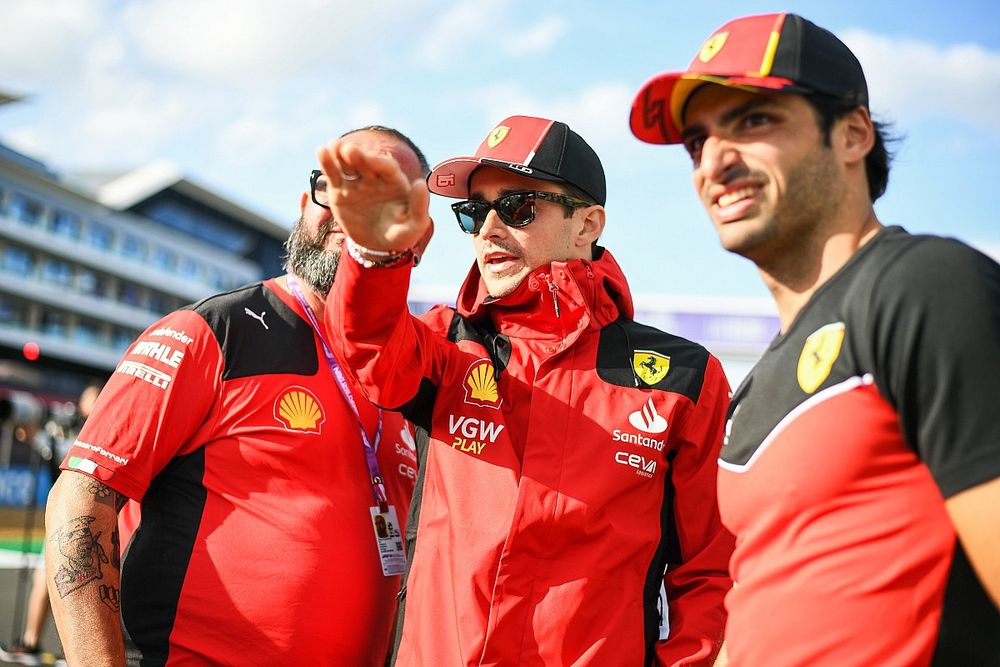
[428,156,566,199]
[629,71,800,145]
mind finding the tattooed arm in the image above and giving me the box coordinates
[45,471,128,667]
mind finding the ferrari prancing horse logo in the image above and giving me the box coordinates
[633,351,671,386]
[797,322,846,394]
[487,126,510,148]
[699,32,729,63]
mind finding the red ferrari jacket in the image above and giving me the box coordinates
[329,248,733,666]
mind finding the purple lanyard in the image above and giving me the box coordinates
[287,276,388,511]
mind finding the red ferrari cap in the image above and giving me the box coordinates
[630,12,869,144]
[428,115,607,205]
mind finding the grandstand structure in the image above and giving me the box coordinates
[0,94,288,405]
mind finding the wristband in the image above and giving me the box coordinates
[346,239,412,269]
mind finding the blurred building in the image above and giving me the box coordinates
[0,94,288,409]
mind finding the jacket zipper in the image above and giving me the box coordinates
[544,274,561,319]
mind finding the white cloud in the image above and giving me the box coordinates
[121,0,431,84]
[842,29,1000,135]
[500,15,567,57]
[416,0,566,68]
[446,81,635,160]
[0,0,113,87]
[77,89,194,164]
[543,84,636,149]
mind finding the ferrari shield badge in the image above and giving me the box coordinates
[699,32,729,63]
[797,322,846,394]
[633,350,671,386]
[487,126,510,148]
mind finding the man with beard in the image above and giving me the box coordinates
[44,126,425,666]
[630,12,1000,666]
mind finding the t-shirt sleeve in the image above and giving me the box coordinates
[870,237,1000,497]
[61,309,223,501]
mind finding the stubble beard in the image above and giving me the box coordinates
[724,147,842,281]
[477,239,527,298]
[284,216,340,296]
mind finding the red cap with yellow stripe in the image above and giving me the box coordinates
[630,13,869,145]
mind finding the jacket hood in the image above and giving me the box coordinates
[454,247,635,337]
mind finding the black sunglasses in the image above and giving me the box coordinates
[451,190,594,235]
[310,169,329,209]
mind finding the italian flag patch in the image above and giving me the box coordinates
[67,456,115,482]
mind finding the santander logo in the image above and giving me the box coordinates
[628,398,668,434]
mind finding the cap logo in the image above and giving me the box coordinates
[797,322,846,394]
[633,350,671,386]
[274,386,326,433]
[487,126,510,148]
[463,359,502,409]
[436,173,456,188]
[698,31,729,63]
[506,162,533,174]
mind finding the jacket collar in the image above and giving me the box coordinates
[454,247,635,341]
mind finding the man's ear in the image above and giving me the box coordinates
[299,191,309,214]
[835,106,875,167]
[577,205,606,249]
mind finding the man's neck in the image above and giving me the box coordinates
[762,211,882,333]
[278,273,326,320]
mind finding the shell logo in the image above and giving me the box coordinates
[274,386,326,433]
[463,359,502,409]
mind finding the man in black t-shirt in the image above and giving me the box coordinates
[631,12,1000,666]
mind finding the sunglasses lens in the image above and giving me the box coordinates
[496,192,535,227]
[453,201,488,234]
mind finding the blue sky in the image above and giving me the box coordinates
[1,0,997,303]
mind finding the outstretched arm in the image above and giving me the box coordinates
[317,135,441,410]
[46,471,127,667]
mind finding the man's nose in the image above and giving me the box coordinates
[477,208,508,239]
[698,135,740,183]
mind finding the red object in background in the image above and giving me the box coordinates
[22,341,40,361]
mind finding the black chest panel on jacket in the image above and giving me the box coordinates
[597,318,708,402]
[447,311,512,376]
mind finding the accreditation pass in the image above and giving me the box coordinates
[370,505,406,576]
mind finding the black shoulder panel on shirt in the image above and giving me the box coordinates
[184,283,319,380]
[597,318,709,403]
[446,310,511,376]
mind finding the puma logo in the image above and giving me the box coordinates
[244,308,269,330]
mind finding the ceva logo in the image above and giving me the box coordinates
[615,451,657,478]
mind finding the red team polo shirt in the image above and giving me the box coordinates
[62,278,416,666]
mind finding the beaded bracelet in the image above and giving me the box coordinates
[346,238,413,269]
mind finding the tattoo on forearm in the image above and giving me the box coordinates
[50,515,110,599]
[99,585,120,612]
[85,479,126,512]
